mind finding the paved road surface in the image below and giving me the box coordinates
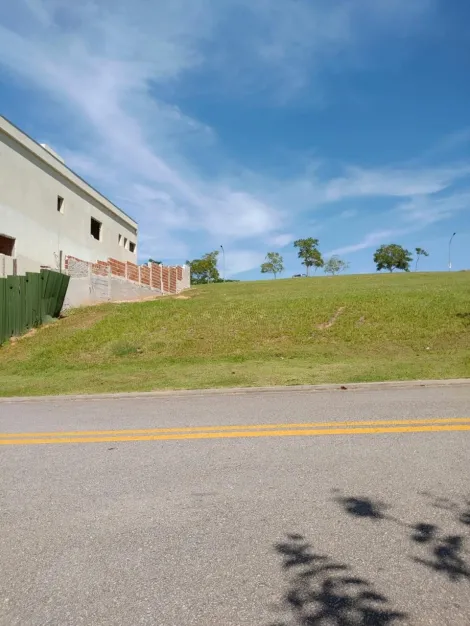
[1,384,470,625]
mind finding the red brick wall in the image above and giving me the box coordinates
[109,258,126,277]
[140,265,150,286]
[126,262,139,282]
[151,263,161,289]
[162,266,170,293]
[92,260,108,276]
[65,256,187,295]
[169,267,177,294]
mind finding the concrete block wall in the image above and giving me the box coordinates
[63,255,190,309]
[91,274,110,302]
[65,256,89,278]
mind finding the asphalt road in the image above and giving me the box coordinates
[1,383,469,626]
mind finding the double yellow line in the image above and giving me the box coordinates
[1,417,470,446]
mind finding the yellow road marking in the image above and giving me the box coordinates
[1,422,470,445]
[1,417,470,439]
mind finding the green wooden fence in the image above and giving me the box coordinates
[0,270,70,345]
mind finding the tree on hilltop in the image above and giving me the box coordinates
[187,250,220,284]
[415,247,429,272]
[324,256,350,276]
[373,244,412,273]
[293,238,324,276]
[261,252,284,279]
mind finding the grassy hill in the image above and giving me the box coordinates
[0,272,469,396]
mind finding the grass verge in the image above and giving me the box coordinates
[0,272,469,396]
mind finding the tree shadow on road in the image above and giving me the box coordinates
[332,491,388,521]
[269,533,406,625]
[419,492,470,527]
[333,490,470,584]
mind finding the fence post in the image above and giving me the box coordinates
[107,263,112,301]
[88,262,92,296]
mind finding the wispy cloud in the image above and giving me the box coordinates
[327,188,469,258]
[0,0,294,260]
[322,164,470,202]
[327,230,401,257]
[216,0,436,98]
[420,127,470,160]
[338,209,358,219]
[397,190,470,226]
[266,233,295,248]
[225,250,266,277]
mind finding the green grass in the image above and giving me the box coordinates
[1,272,469,396]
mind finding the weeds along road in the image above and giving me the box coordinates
[1,383,470,625]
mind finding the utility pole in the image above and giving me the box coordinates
[448,232,456,271]
[220,245,226,282]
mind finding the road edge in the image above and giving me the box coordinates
[0,378,468,403]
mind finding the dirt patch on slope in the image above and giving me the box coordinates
[317,307,345,330]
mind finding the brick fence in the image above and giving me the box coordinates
[63,256,190,308]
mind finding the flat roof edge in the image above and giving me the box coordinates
[0,115,138,229]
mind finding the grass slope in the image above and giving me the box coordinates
[0,272,469,396]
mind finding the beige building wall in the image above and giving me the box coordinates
[0,116,138,275]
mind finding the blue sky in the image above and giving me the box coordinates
[1,0,469,278]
